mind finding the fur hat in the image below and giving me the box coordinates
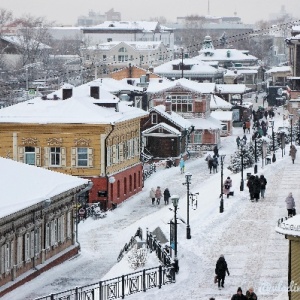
[220,254,224,258]
[237,287,242,293]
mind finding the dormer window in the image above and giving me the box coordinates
[151,113,158,124]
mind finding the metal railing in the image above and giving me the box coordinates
[117,227,143,262]
[35,265,175,300]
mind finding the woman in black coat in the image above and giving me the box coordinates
[215,255,230,289]
[252,175,261,201]
[247,175,255,200]
[163,188,171,205]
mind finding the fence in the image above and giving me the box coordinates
[35,265,174,300]
[117,227,143,262]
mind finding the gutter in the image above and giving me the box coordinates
[75,181,93,250]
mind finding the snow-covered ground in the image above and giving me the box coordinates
[2,96,295,300]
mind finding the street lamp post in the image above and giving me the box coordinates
[289,114,294,146]
[298,109,300,145]
[184,172,192,239]
[171,195,180,273]
[219,154,226,213]
[240,141,246,191]
[254,133,258,174]
[180,47,184,78]
[269,120,276,162]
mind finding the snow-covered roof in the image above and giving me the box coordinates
[151,105,192,129]
[142,122,181,136]
[147,78,216,94]
[1,35,51,49]
[88,41,163,51]
[236,69,258,75]
[265,66,292,74]
[216,84,251,94]
[154,58,223,77]
[197,48,258,62]
[210,95,233,109]
[190,116,222,130]
[0,81,148,124]
[0,157,88,219]
[86,21,171,32]
[210,110,233,121]
[276,215,300,237]
[95,78,144,93]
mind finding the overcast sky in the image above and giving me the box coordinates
[1,0,300,26]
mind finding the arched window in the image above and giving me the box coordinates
[129,175,132,192]
[138,171,141,187]
[124,177,127,195]
[134,173,137,190]
[118,47,127,53]
[117,180,120,198]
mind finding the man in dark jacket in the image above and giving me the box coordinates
[215,255,229,290]
[231,287,247,300]
[163,188,171,205]
[252,175,261,202]
[247,175,255,201]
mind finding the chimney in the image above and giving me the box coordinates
[62,88,72,100]
[146,71,150,83]
[90,86,100,99]
[149,66,154,73]
[165,96,172,114]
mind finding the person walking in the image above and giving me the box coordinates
[208,157,214,174]
[231,287,247,300]
[246,287,258,300]
[289,144,297,164]
[253,175,261,202]
[285,192,296,217]
[246,120,251,134]
[242,134,247,144]
[179,157,185,174]
[242,122,246,134]
[260,174,267,198]
[163,188,171,205]
[213,145,219,157]
[150,187,156,205]
[236,136,241,148]
[223,177,233,198]
[155,186,162,205]
[212,155,218,173]
[215,254,230,290]
[247,175,255,201]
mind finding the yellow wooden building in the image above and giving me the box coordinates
[276,215,300,300]
[0,82,148,209]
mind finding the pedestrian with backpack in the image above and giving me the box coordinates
[215,254,230,290]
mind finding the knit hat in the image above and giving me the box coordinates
[237,287,242,293]
[220,254,224,258]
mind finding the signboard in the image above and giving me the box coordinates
[232,109,240,122]
[262,141,267,159]
[28,88,36,95]
[170,220,175,250]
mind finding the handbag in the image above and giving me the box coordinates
[214,275,218,284]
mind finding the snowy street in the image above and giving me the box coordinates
[3,99,296,300]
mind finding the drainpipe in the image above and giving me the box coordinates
[105,124,115,210]
[75,181,93,249]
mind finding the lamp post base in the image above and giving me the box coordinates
[186,226,191,239]
[272,153,276,163]
[220,199,224,213]
[173,257,179,274]
[254,164,257,174]
[240,180,244,191]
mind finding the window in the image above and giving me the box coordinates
[118,55,128,62]
[50,147,61,166]
[124,177,127,195]
[117,180,120,198]
[71,148,93,167]
[151,113,158,124]
[171,95,193,113]
[17,236,23,265]
[67,212,71,239]
[25,146,35,165]
[44,147,66,167]
[24,232,30,261]
[77,148,88,166]
[194,133,202,144]
[103,54,107,61]
[129,175,132,192]
[119,47,127,53]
